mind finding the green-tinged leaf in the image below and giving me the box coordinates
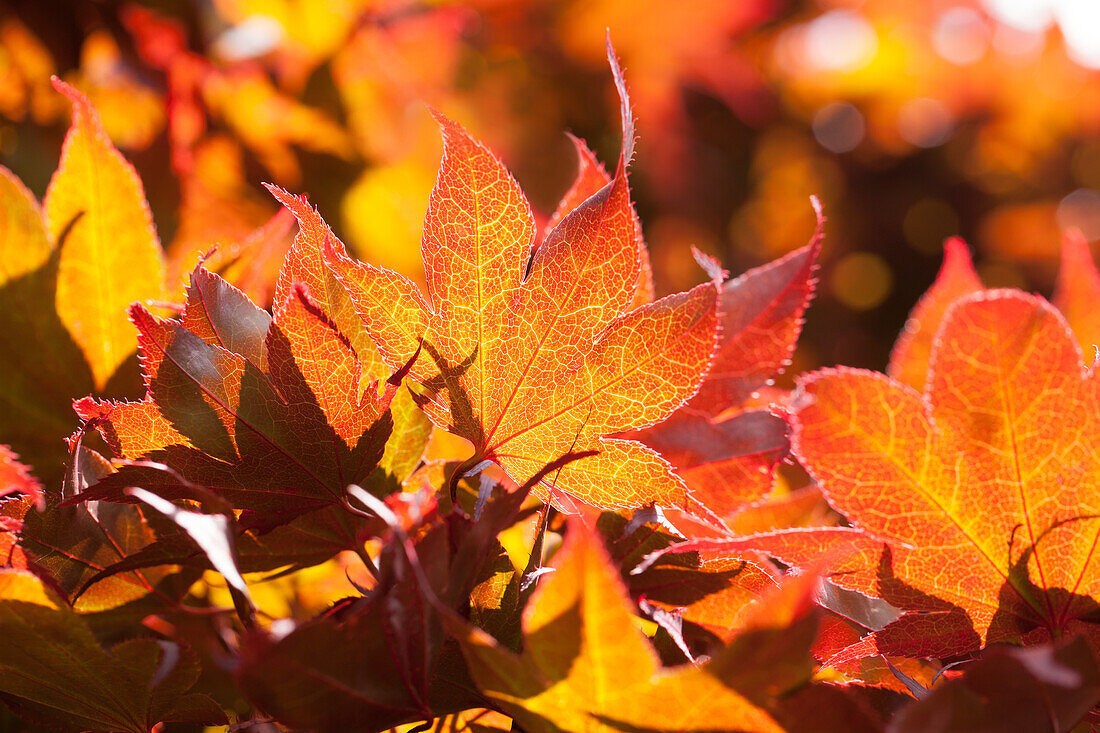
[0,166,93,486]
[0,569,226,732]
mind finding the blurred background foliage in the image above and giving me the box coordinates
[3,0,1099,373]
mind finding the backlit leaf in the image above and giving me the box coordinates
[0,165,93,485]
[45,78,165,390]
[887,237,982,390]
[0,447,40,568]
[446,517,830,732]
[73,267,413,565]
[0,165,50,284]
[19,443,165,612]
[326,43,718,509]
[268,185,433,484]
[545,132,655,307]
[683,215,822,417]
[0,569,226,732]
[235,464,552,732]
[892,636,1100,733]
[792,290,1100,659]
[0,445,42,514]
[637,408,789,522]
[633,215,820,523]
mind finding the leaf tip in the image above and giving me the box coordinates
[692,246,727,284]
[49,74,74,97]
[51,76,97,124]
[942,235,976,272]
[808,195,826,252]
[605,36,635,172]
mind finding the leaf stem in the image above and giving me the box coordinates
[355,542,379,580]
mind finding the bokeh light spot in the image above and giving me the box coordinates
[897,98,953,148]
[1055,0,1100,69]
[213,15,284,61]
[981,0,1054,33]
[1057,188,1100,239]
[813,102,865,153]
[933,7,989,65]
[804,10,879,72]
[831,252,893,310]
[992,23,1045,61]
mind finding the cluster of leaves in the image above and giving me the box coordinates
[3,36,1100,733]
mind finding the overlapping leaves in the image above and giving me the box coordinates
[70,260,426,574]
[447,516,836,733]
[324,41,719,510]
[0,80,163,487]
[0,569,225,732]
[634,208,821,524]
[792,288,1100,660]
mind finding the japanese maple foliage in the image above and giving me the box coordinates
[791,286,1100,662]
[0,447,41,567]
[0,80,162,489]
[0,570,225,731]
[633,207,822,525]
[68,264,423,577]
[4,26,1100,733]
[325,41,720,511]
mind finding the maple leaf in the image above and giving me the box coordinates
[235,454,583,732]
[172,203,296,309]
[17,438,174,612]
[46,78,165,390]
[597,511,783,643]
[125,484,256,625]
[887,237,981,390]
[0,445,42,519]
[266,181,432,484]
[445,516,829,733]
[0,569,226,732]
[0,80,165,487]
[633,215,821,522]
[72,264,421,565]
[680,208,822,420]
[791,289,1100,660]
[324,41,718,509]
[891,232,1100,393]
[544,132,655,307]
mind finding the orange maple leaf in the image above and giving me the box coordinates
[887,236,982,390]
[889,232,1100,389]
[792,289,1100,659]
[323,41,719,509]
[633,210,822,525]
[0,446,41,569]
